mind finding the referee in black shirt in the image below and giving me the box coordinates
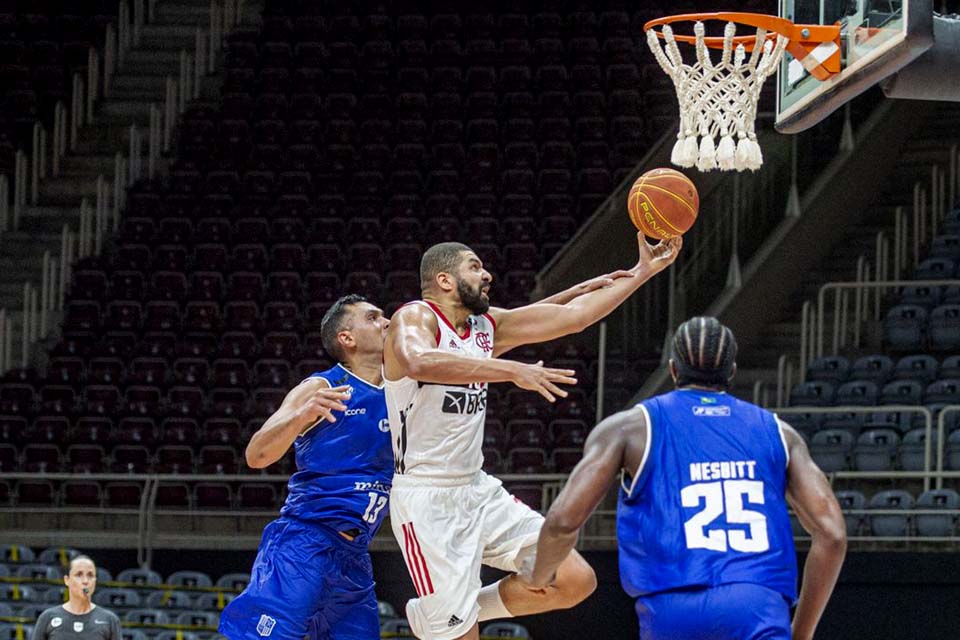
[32,556,121,640]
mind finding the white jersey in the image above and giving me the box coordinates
[384,300,496,479]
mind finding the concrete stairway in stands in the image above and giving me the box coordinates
[731,102,960,403]
[0,0,263,372]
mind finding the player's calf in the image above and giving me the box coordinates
[498,550,596,616]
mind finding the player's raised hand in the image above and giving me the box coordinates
[634,233,682,273]
[297,385,351,424]
[510,361,577,402]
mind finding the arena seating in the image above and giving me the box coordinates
[789,207,960,473]
[0,542,537,640]
[2,0,729,500]
[0,0,943,544]
[0,1,118,175]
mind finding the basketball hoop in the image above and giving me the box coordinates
[644,12,841,172]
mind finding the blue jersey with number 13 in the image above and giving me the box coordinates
[279,364,392,542]
[617,389,798,602]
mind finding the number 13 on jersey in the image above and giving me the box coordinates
[681,480,770,553]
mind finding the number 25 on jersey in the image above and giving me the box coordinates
[681,479,770,553]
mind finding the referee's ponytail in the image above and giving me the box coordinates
[670,317,737,390]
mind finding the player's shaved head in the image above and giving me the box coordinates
[420,242,473,290]
[321,294,368,362]
[670,316,737,389]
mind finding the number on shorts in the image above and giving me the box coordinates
[362,492,388,524]
[680,480,769,553]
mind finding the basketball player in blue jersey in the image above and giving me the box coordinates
[219,274,637,640]
[219,294,391,640]
[526,316,847,640]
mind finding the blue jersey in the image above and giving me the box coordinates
[617,389,797,603]
[279,364,393,542]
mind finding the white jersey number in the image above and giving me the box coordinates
[680,480,769,553]
[362,492,388,524]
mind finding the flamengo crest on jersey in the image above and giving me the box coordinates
[384,300,496,478]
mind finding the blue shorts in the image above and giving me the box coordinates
[635,583,792,640]
[219,518,379,640]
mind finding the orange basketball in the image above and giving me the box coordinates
[627,168,699,240]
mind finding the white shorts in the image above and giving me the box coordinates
[389,471,544,640]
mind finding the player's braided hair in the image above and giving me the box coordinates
[420,242,473,290]
[670,316,737,389]
[320,294,368,362]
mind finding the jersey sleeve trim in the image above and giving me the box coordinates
[775,415,791,468]
[483,312,496,331]
[621,403,653,498]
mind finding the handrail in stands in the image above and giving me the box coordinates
[937,406,960,490]
[811,278,960,364]
[3,466,957,558]
[0,309,7,372]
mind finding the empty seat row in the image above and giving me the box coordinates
[0,443,249,474]
[790,378,960,407]
[826,489,960,537]
[806,354,960,385]
[0,479,281,509]
[116,214,581,247]
[786,408,960,437]
[808,427,960,472]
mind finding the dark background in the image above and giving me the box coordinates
[87,549,960,640]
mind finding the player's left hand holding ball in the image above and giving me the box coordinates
[635,232,682,275]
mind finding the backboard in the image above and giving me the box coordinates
[776,0,933,133]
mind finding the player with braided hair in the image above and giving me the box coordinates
[525,316,847,640]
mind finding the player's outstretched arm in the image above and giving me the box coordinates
[490,234,681,356]
[526,407,644,587]
[244,378,351,469]
[384,303,577,401]
[782,421,847,640]
[535,270,636,306]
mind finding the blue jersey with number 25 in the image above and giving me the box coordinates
[279,364,393,543]
[617,389,798,602]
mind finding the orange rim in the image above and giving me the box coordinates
[643,11,836,52]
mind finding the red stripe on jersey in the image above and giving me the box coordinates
[423,300,471,339]
[483,312,496,331]
[401,523,425,597]
[408,522,435,595]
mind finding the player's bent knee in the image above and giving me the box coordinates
[553,552,597,607]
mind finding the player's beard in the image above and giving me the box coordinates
[457,278,490,315]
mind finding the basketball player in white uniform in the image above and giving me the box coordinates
[383,234,681,640]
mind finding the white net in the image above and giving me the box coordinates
[646,21,789,172]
